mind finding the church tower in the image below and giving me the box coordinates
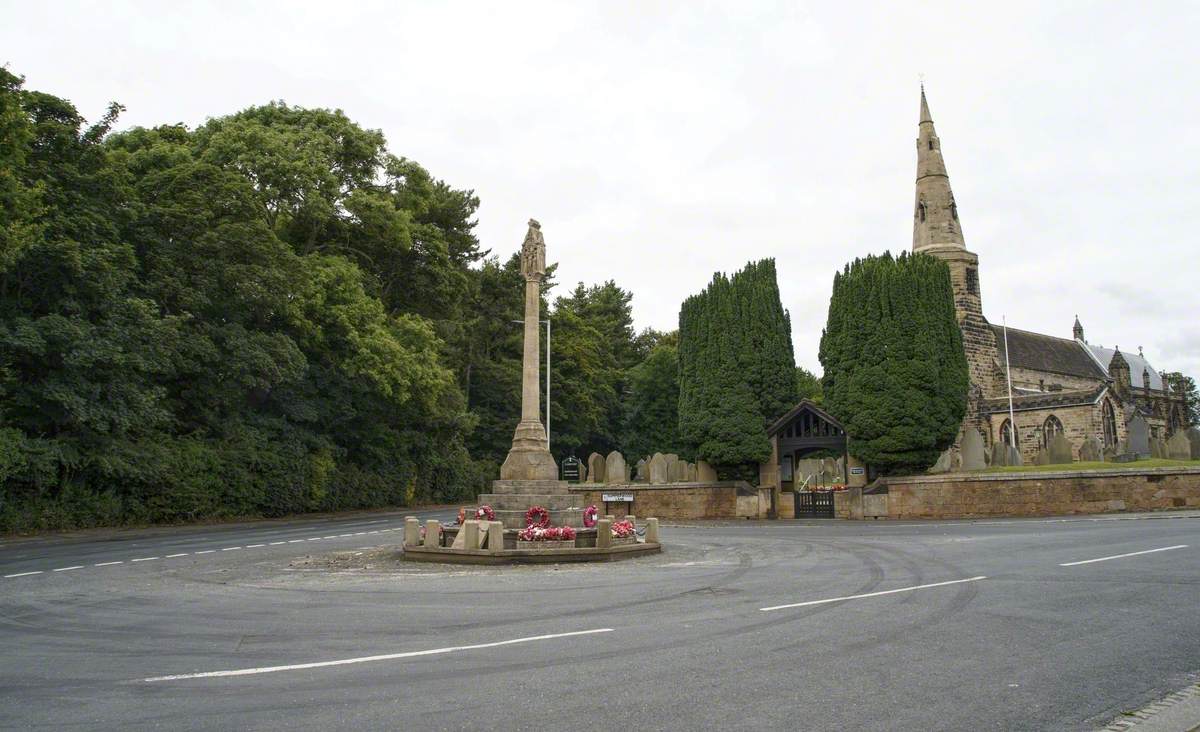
[912,87,998,436]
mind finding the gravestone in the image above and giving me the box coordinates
[663,454,680,481]
[1166,431,1192,460]
[605,451,627,485]
[1150,438,1166,459]
[1033,448,1050,466]
[587,452,606,484]
[1189,428,1200,460]
[685,463,697,482]
[634,458,647,482]
[696,460,718,482]
[1126,414,1150,457]
[1079,436,1102,462]
[928,448,953,474]
[623,463,632,482]
[669,459,688,483]
[991,441,1021,467]
[579,463,588,483]
[1047,434,1074,465]
[648,453,668,484]
[961,429,987,471]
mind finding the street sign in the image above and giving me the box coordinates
[850,467,865,475]
[601,493,634,503]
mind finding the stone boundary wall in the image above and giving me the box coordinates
[569,482,767,520]
[841,468,1200,519]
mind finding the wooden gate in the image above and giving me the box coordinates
[794,491,834,518]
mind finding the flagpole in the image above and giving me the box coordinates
[1003,315,1016,448]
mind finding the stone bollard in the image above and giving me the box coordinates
[403,516,420,547]
[487,521,504,553]
[604,514,615,523]
[423,519,441,547]
[596,518,613,549]
[462,520,479,550]
[626,515,636,528]
[645,517,659,544]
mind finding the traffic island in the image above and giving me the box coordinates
[399,516,663,565]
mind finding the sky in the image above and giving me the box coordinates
[4,1,1198,377]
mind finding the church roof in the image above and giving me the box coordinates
[990,325,1108,381]
[1083,344,1165,390]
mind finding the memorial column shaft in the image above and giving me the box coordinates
[521,277,541,424]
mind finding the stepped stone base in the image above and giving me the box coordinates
[479,479,582,528]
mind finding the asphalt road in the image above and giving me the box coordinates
[1,511,1198,731]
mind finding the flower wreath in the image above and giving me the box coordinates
[525,505,550,528]
[475,505,496,521]
[457,507,467,524]
[582,504,599,528]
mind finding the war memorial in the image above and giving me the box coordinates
[402,221,662,563]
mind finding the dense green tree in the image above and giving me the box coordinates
[795,366,823,404]
[728,259,798,427]
[622,343,684,460]
[1163,373,1199,425]
[678,266,777,475]
[818,252,968,475]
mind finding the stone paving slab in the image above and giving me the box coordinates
[1099,681,1200,731]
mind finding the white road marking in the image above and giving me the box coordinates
[246,544,265,548]
[288,540,304,544]
[95,561,124,567]
[269,542,286,545]
[339,534,353,537]
[760,576,988,612]
[144,628,615,682]
[195,550,215,555]
[166,553,189,558]
[307,537,321,541]
[368,531,380,534]
[221,547,241,552]
[1059,544,1188,567]
[53,566,84,572]
[131,557,160,562]
[4,571,43,578]
[323,536,337,540]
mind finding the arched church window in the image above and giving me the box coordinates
[917,201,927,222]
[950,198,958,220]
[1102,399,1118,448]
[1000,419,1018,448]
[1042,415,1063,448]
[966,267,978,295]
[928,139,934,150]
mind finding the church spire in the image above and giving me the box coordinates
[913,86,966,252]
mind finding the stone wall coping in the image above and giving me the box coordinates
[889,466,1200,485]
[568,480,752,492]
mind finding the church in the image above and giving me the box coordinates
[911,89,1191,464]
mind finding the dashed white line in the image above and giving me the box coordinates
[221,547,241,552]
[288,540,304,544]
[131,557,160,562]
[307,537,321,541]
[246,544,265,548]
[1060,544,1188,567]
[95,561,124,567]
[143,628,615,682]
[323,536,337,540]
[53,565,84,572]
[269,541,286,545]
[339,534,353,537]
[760,576,988,612]
[166,553,189,558]
[4,571,43,578]
[195,550,215,554]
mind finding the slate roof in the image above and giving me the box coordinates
[1083,344,1164,390]
[990,325,1108,381]
[767,400,845,437]
[980,384,1108,414]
